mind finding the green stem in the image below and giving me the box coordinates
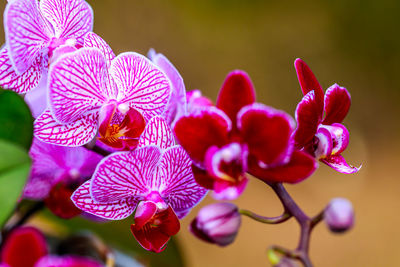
[239,209,291,224]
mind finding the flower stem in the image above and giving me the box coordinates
[267,183,325,267]
[239,209,291,224]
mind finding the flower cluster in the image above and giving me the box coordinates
[1,0,360,262]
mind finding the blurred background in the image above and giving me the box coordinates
[2,0,400,266]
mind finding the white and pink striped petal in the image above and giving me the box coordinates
[34,109,98,146]
[84,32,115,67]
[90,146,162,203]
[4,0,52,74]
[159,146,208,219]
[48,48,114,123]
[0,47,44,94]
[138,116,175,150]
[71,181,137,220]
[40,0,93,44]
[110,52,171,121]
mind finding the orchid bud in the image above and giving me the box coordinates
[324,198,354,233]
[190,202,241,246]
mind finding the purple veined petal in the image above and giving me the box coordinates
[158,145,208,219]
[48,48,114,123]
[84,32,116,67]
[90,146,162,203]
[24,74,48,118]
[71,181,137,220]
[138,116,175,150]
[0,46,44,94]
[4,0,52,74]
[148,49,187,125]
[34,109,98,146]
[109,52,172,121]
[321,154,361,174]
[40,0,93,44]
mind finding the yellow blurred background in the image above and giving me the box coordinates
[2,0,400,266]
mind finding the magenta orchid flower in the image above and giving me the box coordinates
[24,138,102,218]
[0,227,102,267]
[292,59,361,174]
[72,116,207,252]
[34,33,171,148]
[148,49,187,126]
[174,70,317,200]
[0,0,93,94]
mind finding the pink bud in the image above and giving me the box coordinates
[190,202,241,246]
[324,198,354,233]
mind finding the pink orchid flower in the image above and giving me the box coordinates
[72,116,207,252]
[148,49,187,126]
[24,138,102,218]
[174,70,317,200]
[292,59,361,174]
[1,227,102,267]
[34,33,171,148]
[186,89,214,113]
[0,0,93,94]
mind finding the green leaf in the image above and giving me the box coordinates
[0,89,33,150]
[0,140,32,226]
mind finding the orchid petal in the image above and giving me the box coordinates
[314,127,332,159]
[40,0,93,44]
[1,227,47,267]
[34,109,98,146]
[138,116,174,150]
[110,52,171,121]
[294,58,324,116]
[35,255,103,267]
[321,154,361,174]
[174,107,231,165]
[23,174,52,200]
[0,47,43,94]
[212,178,248,201]
[322,84,351,125]
[149,49,187,125]
[186,89,214,113]
[24,77,48,118]
[216,70,255,129]
[293,90,322,148]
[248,151,318,184]
[238,103,294,167]
[48,48,113,123]
[159,146,208,219]
[4,0,51,74]
[71,181,137,220]
[90,146,162,202]
[192,164,215,190]
[84,32,115,67]
[134,201,158,228]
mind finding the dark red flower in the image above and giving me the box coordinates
[292,59,360,174]
[174,70,317,199]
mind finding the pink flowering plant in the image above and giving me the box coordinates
[0,1,361,266]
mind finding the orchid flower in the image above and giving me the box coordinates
[148,49,187,126]
[0,0,93,95]
[24,138,102,218]
[72,116,207,252]
[174,70,317,200]
[1,227,103,267]
[34,33,171,148]
[292,59,361,174]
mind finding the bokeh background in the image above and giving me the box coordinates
[2,0,400,266]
